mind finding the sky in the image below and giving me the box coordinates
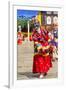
[17,9,39,19]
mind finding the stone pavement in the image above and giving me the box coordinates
[17,41,58,80]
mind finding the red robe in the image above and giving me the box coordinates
[32,29,52,73]
[17,32,22,45]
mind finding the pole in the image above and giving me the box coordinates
[28,20,29,41]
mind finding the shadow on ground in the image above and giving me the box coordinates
[17,72,58,80]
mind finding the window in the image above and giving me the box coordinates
[53,16,58,24]
[46,16,52,24]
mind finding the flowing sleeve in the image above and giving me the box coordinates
[32,30,38,41]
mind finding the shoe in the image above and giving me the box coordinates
[44,73,47,76]
[39,74,44,79]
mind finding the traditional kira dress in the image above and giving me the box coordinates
[32,29,52,73]
[17,31,22,45]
